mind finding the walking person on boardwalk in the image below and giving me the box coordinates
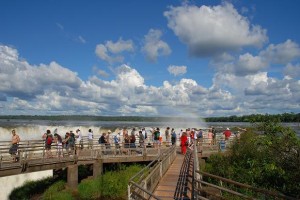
[180,132,188,155]
[9,129,20,162]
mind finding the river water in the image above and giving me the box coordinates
[0,119,299,199]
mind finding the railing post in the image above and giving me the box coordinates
[193,141,200,199]
[128,183,131,200]
[142,180,147,198]
[143,145,146,157]
[160,162,162,178]
[42,143,45,164]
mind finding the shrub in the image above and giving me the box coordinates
[47,191,73,200]
[9,177,55,200]
[204,121,300,198]
[78,164,143,199]
[78,178,101,200]
[42,180,67,200]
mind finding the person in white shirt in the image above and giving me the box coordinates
[88,129,93,149]
[142,128,147,142]
[76,129,83,150]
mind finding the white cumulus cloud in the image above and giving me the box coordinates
[142,29,171,62]
[234,53,268,76]
[1,45,299,116]
[95,38,134,64]
[168,65,187,76]
[164,2,267,57]
[284,63,300,79]
[259,39,300,64]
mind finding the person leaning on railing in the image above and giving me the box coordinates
[9,129,20,162]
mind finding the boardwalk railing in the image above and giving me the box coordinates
[128,145,177,200]
[0,139,172,177]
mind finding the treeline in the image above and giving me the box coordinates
[204,112,300,123]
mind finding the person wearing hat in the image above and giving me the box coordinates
[223,128,232,140]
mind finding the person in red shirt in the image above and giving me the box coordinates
[180,132,188,155]
[223,128,232,140]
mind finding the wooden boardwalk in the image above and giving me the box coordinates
[153,153,185,199]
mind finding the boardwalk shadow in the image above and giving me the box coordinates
[173,151,192,200]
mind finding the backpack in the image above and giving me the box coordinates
[197,131,203,139]
[154,131,159,140]
[114,135,119,143]
[171,132,176,139]
[46,136,52,145]
[69,135,75,145]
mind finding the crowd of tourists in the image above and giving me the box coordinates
[8,126,243,160]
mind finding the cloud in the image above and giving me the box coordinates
[106,39,134,54]
[168,65,187,76]
[92,66,110,78]
[78,35,86,44]
[0,93,6,101]
[212,40,300,77]
[142,29,171,62]
[211,71,300,113]
[97,69,109,77]
[56,23,87,45]
[284,63,300,79]
[234,53,268,76]
[259,39,300,64]
[56,23,64,30]
[164,2,267,57]
[1,45,299,116]
[0,45,81,100]
[211,52,268,76]
[95,38,134,64]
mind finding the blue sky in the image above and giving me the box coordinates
[0,0,300,117]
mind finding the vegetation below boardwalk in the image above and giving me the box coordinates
[204,119,300,198]
[9,165,143,200]
[1,112,300,122]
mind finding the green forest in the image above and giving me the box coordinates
[204,119,300,198]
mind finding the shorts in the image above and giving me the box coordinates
[9,144,18,155]
[45,144,52,150]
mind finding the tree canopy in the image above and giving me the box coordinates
[204,119,300,198]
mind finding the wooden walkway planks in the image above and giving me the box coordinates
[153,153,185,199]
